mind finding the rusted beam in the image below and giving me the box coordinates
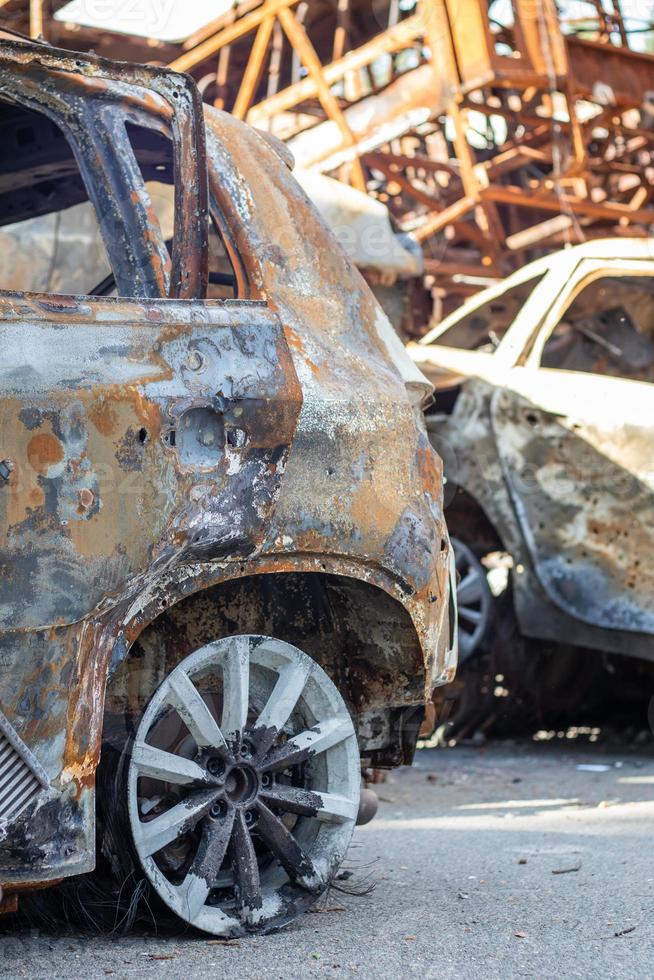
[169,0,299,74]
[232,15,275,119]
[276,5,366,191]
[505,214,575,251]
[29,0,43,38]
[421,0,477,201]
[482,145,552,180]
[267,16,284,98]
[362,151,459,179]
[248,14,422,123]
[362,153,450,211]
[332,0,350,61]
[413,196,477,242]
[183,0,260,50]
[483,184,654,224]
[288,64,438,171]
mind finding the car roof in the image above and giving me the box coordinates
[420,238,654,345]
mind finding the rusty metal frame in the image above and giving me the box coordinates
[0,37,208,298]
[146,0,654,306]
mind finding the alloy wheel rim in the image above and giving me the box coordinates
[452,538,492,662]
[127,635,359,935]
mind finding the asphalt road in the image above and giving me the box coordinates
[2,740,653,979]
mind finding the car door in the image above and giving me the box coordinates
[491,259,654,635]
[0,292,302,631]
[0,43,303,631]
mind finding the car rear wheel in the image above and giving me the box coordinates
[124,634,360,936]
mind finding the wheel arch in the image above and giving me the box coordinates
[104,568,427,731]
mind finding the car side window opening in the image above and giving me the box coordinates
[125,123,239,300]
[539,275,654,382]
[0,102,239,300]
[435,273,545,351]
[0,103,113,295]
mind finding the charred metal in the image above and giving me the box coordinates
[0,35,454,927]
[411,241,654,734]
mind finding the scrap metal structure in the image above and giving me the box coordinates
[2,0,654,319]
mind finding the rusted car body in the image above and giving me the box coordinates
[0,38,455,931]
[411,239,654,672]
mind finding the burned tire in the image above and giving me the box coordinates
[433,537,542,742]
[100,634,361,936]
[433,581,534,742]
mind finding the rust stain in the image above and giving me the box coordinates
[89,397,119,437]
[26,432,64,474]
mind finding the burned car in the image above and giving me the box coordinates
[411,239,654,734]
[0,38,455,934]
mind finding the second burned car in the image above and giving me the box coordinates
[411,239,654,735]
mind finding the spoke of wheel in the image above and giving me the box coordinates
[131,742,209,786]
[457,570,482,606]
[260,784,357,823]
[133,787,218,858]
[176,872,212,922]
[458,634,472,657]
[260,715,352,773]
[221,636,250,742]
[253,660,311,757]
[231,809,262,918]
[459,606,482,626]
[256,801,321,890]
[189,807,236,885]
[259,784,320,817]
[166,669,227,750]
[314,791,358,822]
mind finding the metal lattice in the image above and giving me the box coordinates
[0,710,49,825]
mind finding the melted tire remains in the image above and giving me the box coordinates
[126,635,360,936]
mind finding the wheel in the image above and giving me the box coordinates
[452,537,492,662]
[117,635,360,936]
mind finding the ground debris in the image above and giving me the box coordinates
[552,863,581,875]
[614,926,636,938]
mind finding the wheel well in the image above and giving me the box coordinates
[445,486,505,556]
[105,572,425,725]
